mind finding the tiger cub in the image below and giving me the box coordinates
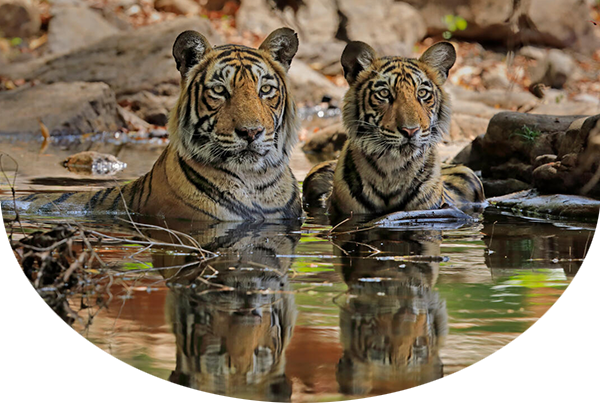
[4,28,302,222]
[302,41,485,217]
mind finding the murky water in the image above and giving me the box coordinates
[1,132,595,402]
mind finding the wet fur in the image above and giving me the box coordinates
[303,42,485,217]
[4,29,302,222]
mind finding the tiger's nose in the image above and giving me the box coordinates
[235,126,265,142]
[399,126,420,138]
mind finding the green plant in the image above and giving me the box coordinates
[442,15,468,39]
[510,125,542,143]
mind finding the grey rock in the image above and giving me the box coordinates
[529,49,576,89]
[0,82,125,134]
[296,40,346,76]
[288,60,347,104]
[482,178,532,198]
[4,17,223,97]
[236,0,338,44]
[447,85,538,111]
[451,99,508,119]
[488,189,600,219]
[449,113,489,141]
[339,0,426,54]
[404,0,598,51]
[0,0,41,38]
[534,154,558,168]
[302,122,347,156]
[47,5,121,54]
[120,91,177,126]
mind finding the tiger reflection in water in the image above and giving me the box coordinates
[149,220,300,401]
[332,227,448,396]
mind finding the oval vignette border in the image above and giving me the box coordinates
[0,211,598,402]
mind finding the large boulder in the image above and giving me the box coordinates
[4,17,223,96]
[453,112,600,197]
[338,0,426,56]
[0,82,125,134]
[236,0,339,44]
[0,0,41,38]
[47,4,121,54]
[403,0,598,52]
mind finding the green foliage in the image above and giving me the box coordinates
[9,37,22,47]
[443,14,468,39]
[510,124,541,143]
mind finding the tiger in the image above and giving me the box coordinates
[2,28,302,222]
[302,40,485,218]
[159,220,299,401]
[333,227,447,395]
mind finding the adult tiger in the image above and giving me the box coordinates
[302,41,485,217]
[3,28,302,222]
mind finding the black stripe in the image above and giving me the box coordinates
[39,192,75,212]
[177,154,254,219]
[255,169,284,192]
[342,148,377,211]
[84,189,103,210]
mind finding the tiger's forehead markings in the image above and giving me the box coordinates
[206,45,273,85]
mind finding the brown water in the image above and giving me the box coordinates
[1,131,595,402]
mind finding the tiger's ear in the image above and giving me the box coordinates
[419,41,456,85]
[173,30,212,80]
[341,41,377,85]
[259,28,299,72]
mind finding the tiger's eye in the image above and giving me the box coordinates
[378,88,391,98]
[260,84,274,94]
[212,85,226,95]
[417,88,430,98]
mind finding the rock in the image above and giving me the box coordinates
[488,189,600,219]
[63,151,127,175]
[236,0,338,44]
[117,106,152,132]
[296,40,346,76]
[481,65,511,90]
[450,133,485,170]
[529,100,600,116]
[339,0,426,55]
[404,0,598,51]
[451,99,507,119]
[518,46,546,61]
[481,112,585,164]
[557,115,599,158]
[529,49,575,89]
[47,5,121,54]
[154,0,200,15]
[288,60,347,104]
[447,85,538,111]
[534,154,558,168]
[302,122,347,156]
[449,113,489,141]
[0,0,41,38]
[120,91,176,126]
[0,82,125,134]
[526,0,597,51]
[489,159,534,183]
[4,17,223,97]
[482,178,532,198]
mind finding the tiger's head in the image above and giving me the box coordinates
[169,28,300,172]
[341,41,456,161]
